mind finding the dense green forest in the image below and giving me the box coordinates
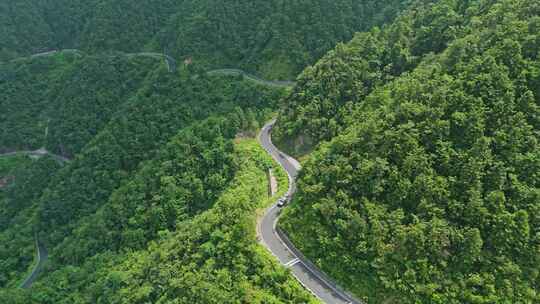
[0,40,315,301]
[0,155,62,287]
[2,0,399,299]
[0,155,31,177]
[274,0,491,150]
[0,0,408,79]
[0,52,161,156]
[278,0,540,303]
[0,120,316,303]
[3,0,539,303]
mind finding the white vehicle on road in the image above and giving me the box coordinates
[277,197,287,207]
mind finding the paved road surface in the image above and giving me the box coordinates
[258,121,362,304]
[207,69,295,88]
[0,148,70,164]
[3,49,175,72]
[19,235,48,289]
[3,50,297,84]
[0,149,67,288]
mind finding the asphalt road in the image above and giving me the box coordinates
[0,148,70,164]
[3,49,175,72]
[3,50,296,85]
[19,236,48,289]
[0,149,66,288]
[207,69,296,88]
[258,121,362,304]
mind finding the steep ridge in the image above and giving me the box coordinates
[3,69,329,304]
[0,65,292,298]
[6,83,290,293]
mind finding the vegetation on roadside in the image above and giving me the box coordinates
[0,155,32,177]
[4,0,538,303]
[0,133,317,304]
[0,156,61,287]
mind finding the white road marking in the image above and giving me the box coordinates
[284,258,301,267]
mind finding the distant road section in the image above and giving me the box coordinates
[3,50,298,82]
[0,149,67,288]
[3,49,176,72]
[19,235,48,289]
[207,69,295,88]
[258,121,363,304]
[0,148,70,164]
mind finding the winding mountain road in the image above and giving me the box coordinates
[3,49,176,72]
[19,235,48,289]
[4,50,297,87]
[208,69,295,88]
[0,150,68,288]
[258,121,362,304]
[5,49,348,299]
[0,148,70,164]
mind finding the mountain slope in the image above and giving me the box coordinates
[0,121,317,304]
[0,52,160,156]
[278,0,540,303]
[0,0,409,79]
[0,156,62,288]
[273,0,489,152]
[0,44,315,304]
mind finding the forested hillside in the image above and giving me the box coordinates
[0,111,315,304]
[0,39,317,301]
[1,0,409,79]
[0,155,62,288]
[0,0,415,300]
[274,0,484,150]
[278,0,540,303]
[0,52,159,156]
[5,0,538,303]
[0,136,315,303]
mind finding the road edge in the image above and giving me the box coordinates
[257,120,364,304]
